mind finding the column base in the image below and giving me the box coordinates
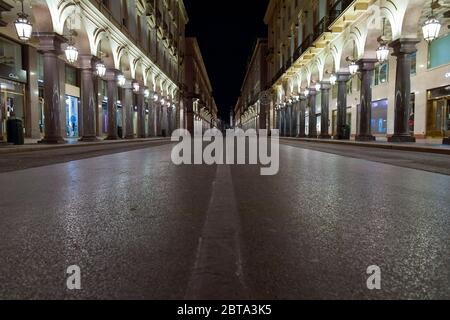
[387,135,416,143]
[355,135,376,142]
[105,136,119,141]
[443,137,450,145]
[38,137,66,144]
[307,134,318,139]
[333,135,349,140]
[125,135,135,140]
[296,134,306,138]
[79,136,100,142]
[319,134,332,140]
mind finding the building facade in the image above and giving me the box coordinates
[0,0,188,143]
[234,38,269,131]
[184,37,218,134]
[265,0,450,143]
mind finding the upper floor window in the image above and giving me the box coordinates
[428,33,450,69]
[0,36,22,69]
[373,62,389,86]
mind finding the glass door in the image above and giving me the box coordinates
[0,80,25,139]
[427,98,448,138]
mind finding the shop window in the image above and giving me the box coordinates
[371,99,388,134]
[409,93,415,133]
[374,62,389,86]
[410,52,417,75]
[37,53,44,83]
[0,36,22,69]
[65,65,77,86]
[429,33,450,69]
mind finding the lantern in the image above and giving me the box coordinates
[96,62,106,78]
[422,15,441,42]
[14,1,32,42]
[117,74,126,87]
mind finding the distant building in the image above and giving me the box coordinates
[183,38,219,134]
[234,38,269,131]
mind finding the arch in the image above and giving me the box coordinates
[61,10,92,57]
[30,0,54,33]
[361,4,394,59]
[322,48,336,82]
[119,50,132,79]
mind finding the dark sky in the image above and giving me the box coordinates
[183,0,269,124]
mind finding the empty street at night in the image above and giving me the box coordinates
[1,0,450,307]
[1,141,449,300]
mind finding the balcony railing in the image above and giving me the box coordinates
[293,33,313,61]
[272,66,285,84]
[329,0,353,23]
[284,57,293,71]
[313,16,330,40]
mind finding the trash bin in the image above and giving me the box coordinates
[6,118,24,145]
[117,126,123,139]
[161,129,167,137]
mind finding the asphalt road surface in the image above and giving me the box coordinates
[0,141,449,299]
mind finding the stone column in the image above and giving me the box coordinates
[308,88,317,138]
[276,108,281,133]
[281,107,286,137]
[148,101,155,137]
[0,95,4,142]
[286,105,292,136]
[123,80,134,139]
[79,55,98,142]
[105,69,119,140]
[37,33,66,144]
[185,99,194,135]
[136,84,146,138]
[289,104,295,137]
[297,95,307,138]
[355,59,377,141]
[334,72,352,140]
[388,38,419,142]
[156,104,163,136]
[319,82,332,139]
[23,45,40,139]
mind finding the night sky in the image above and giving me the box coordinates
[183,0,269,124]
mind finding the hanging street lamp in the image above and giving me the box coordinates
[117,74,126,87]
[14,0,33,42]
[347,57,359,76]
[95,61,106,78]
[329,73,337,85]
[376,18,390,63]
[422,15,441,42]
[64,28,78,64]
[132,81,140,93]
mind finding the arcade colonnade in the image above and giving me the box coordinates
[0,0,188,143]
[266,0,450,144]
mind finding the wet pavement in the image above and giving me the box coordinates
[0,141,449,299]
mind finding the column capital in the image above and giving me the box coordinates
[105,69,120,81]
[356,58,378,71]
[319,81,332,90]
[35,32,66,55]
[389,38,420,56]
[307,88,317,96]
[336,71,352,82]
[79,54,99,70]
